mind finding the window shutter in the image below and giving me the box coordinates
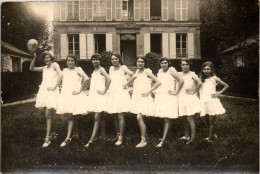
[79,1,86,21]
[106,33,113,51]
[86,0,93,21]
[134,0,140,21]
[170,33,176,59]
[144,0,150,21]
[80,34,86,59]
[162,0,168,21]
[115,0,122,21]
[87,34,94,59]
[106,0,112,21]
[162,33,169,58]
[144,33,150,55]
[60,34,68,59]
[188,33,194,58]
[60,1,66,21]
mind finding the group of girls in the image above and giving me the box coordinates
[30,51,229,148]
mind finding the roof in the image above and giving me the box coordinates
[220,36,259,56]
[1,41,33,58]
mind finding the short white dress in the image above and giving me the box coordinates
[178,71,200,116]
[56,67,89,115]
[35,62,60,109]
[87,67,107,113]
[130,68,154,116]
[200,76,225,116]
[154,67,178,119]
[105,65,131,114]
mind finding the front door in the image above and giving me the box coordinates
[120,34,136,66]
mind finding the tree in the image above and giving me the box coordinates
[1,2,51,52]
[200,0,259,59]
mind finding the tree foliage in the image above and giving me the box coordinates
[200,0,259,58]
[1,2,51,52]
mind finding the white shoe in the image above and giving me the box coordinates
[60,138,71,147]
[180,136,190,141]
[42,136,51,148]
[136,138,147,148]
[115,136,123,146]
[156,141,163,148]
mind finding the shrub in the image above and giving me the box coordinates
[145,52,160,74]
[100,51,113,73]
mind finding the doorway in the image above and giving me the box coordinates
[120,34,136,66]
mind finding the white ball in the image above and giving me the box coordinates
[27,39,38,52]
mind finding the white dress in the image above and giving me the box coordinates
[35,63,60,109]
[105,65,131,114]
[154,67,178,118]
[87,68,107,113]
[130,68,154,116]
[56,67,88,115]
[178,71,200,116]
[200,76,225,116]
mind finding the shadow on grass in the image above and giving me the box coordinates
[1,97,259,173]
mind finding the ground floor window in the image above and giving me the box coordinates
[176,33,187,58]
[94,34,106,54]
[151,34,162,56]
[68,34,80,57]
[11,57,21,72]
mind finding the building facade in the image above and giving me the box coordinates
[52,0,201,66]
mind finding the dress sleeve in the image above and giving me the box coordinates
[121,65,128,72]
[144,68,152,76]
[77,67,86,75]
[191,71,199,79]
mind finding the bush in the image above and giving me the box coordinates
[100,51,113,73]
[145,52,160,74]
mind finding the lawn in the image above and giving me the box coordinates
[1,97,259,173]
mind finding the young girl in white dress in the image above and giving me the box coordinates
[123,56,161,148]
[154,58,184,147]
[29,52,62,147]
[105,53,133,146]
[200,61,229,142]
[178,59,202,144]
[85,53,111,148]
[56,55,90,147]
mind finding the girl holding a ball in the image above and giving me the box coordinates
[29,51,62,148]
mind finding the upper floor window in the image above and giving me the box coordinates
[176,33,187,58]
[175,0,187,21]
[93,0,106,20]
[67,1,79,20]
[68,34,80,57]
[150,0,161,19]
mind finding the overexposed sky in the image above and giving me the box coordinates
[30,1,53,21]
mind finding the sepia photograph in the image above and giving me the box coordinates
[1,0,259,173]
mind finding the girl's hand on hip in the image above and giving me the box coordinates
[142,91,150,97]
[72,90,81,95]
[97,90,106,95]
[47,87,56,91]
[211,91,220,98]
[168,90,177,95]
[186,89,196,95]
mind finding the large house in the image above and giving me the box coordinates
[52,0,201,66]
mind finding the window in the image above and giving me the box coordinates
[94,34,106,54]
[176,34,187,58]
[12,57,21,72]
[122,0,128,20]
[175,0,187,21]
[236,56,245,67]
[93,0,106,20]
[68,34,80,57]
[67,1,79,20]
[151,34,162,56]
[150,0,161,18]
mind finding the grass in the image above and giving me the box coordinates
[1,97,259,173]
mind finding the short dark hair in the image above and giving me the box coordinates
[180,58,192,67]
[66,54,78,66]
[159,57,171,67]
[136,55,147,68]
[91,53,102,62]
[41,51,54,61]
[111,52,123,65]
